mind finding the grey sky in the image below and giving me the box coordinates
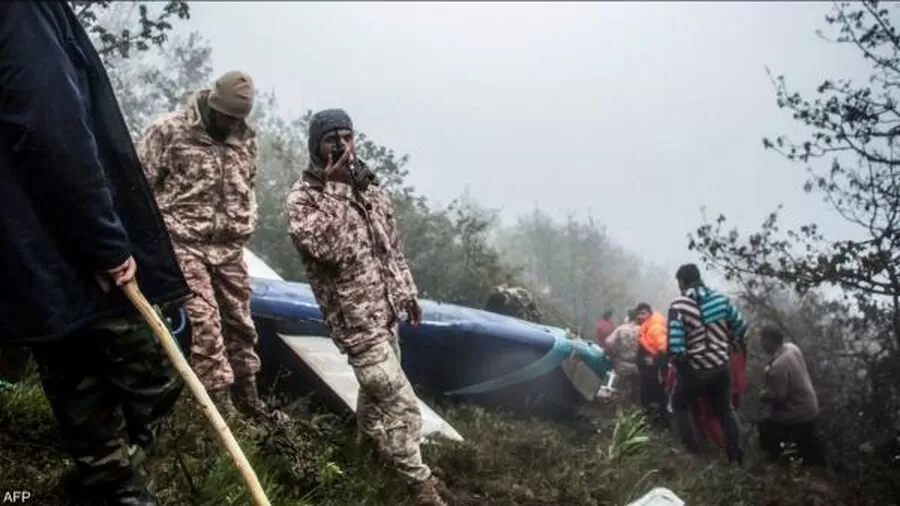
[186,1,870,275]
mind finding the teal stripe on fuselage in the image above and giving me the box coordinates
[444,329,611,396]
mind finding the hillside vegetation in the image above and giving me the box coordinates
[0,365,851,505]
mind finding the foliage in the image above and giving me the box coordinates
[0,376,865,505]
[722,278,900,500]
[495,209,677,335]
[688,1,900,349]
[685,3,900,494]
[603,408,651,462]
[68,1,190,60]
[108,30,214,138]
[688,0,900,413]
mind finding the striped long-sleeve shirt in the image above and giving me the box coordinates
[667,285,747,371]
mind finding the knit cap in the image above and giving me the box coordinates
[307,109,354,168]
[207,70,254,118]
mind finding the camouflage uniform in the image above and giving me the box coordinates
[604,322,641,404]
[351,332,431,481]
[137,90,263,407]
[29,314,183,502]
[287,110,443,504]
[605,322,639,377]
[286,173,417,355]
[485,285,542,323]
[287,168,431,479]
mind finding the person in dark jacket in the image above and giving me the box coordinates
[0,2,192,504]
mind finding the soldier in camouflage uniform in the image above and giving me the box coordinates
[604,309,641,404]
[286,109,448,506]
[32,317,184,503]
[0,3,191,504]
[137,71,277,420]
[484,284,542,323]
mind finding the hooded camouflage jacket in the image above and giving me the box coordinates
[286,167,417,354]
[137,90,258,246]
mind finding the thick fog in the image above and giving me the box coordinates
[185,1,871,274]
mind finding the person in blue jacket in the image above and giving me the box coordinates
[0,2,192,504]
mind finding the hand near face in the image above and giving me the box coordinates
[324,148,353,181]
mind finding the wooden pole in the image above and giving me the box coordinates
[121,280,272,506]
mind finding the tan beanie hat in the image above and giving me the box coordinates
[207,70,254,118]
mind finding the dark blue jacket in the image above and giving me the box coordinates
[0,1,191,344]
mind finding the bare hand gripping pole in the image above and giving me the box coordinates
[121,280,272,506]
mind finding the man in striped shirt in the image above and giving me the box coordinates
[667,263,747,464]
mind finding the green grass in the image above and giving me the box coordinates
[0,376,859,505]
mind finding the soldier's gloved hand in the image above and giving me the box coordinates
[406,299,422,326]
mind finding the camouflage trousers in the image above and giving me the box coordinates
[348,329,432,484]
[174,244,261,391]
[29,315,183,492]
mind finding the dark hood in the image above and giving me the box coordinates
[308,108,353,168]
